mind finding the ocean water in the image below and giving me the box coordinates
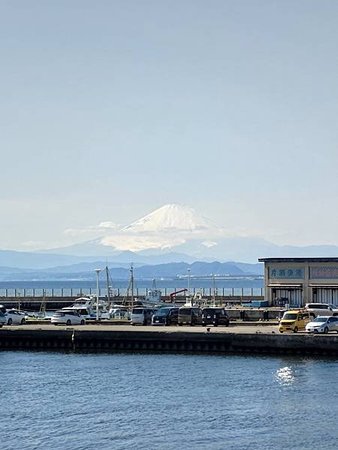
[0,278,264,298]
[1,351,338,450]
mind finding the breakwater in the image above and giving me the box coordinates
[1,328,338,356]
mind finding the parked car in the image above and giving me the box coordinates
[304,303,338,318]
[51,310,85,326]
[279,309,311,333]
[5,309,26,325]
[178,306,202,326]
[201,307,230,327]
[0,311,6,327]
[152,307,179,326]
[306,316,338,334]
[130,307,157,325]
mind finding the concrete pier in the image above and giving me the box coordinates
[1,326,338,356]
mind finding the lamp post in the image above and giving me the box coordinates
[130,264,134,310]
[187,268,191,298]
[95,268,101,321]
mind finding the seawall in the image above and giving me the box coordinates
[1,328,337,356]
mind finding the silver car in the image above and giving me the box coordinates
[5,309,26,325]
[306,316,338,334]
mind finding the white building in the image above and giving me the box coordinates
[258,257,338,307]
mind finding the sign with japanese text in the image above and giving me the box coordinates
[269,267,304,279]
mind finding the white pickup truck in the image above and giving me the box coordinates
[304,303,338,317]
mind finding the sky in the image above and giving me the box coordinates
[1,0,338,251]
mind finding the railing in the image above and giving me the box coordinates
[0,287,264,298]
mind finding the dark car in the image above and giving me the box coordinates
[178,307,202,326]
[0,311,6,327]
[201,307,230,327]
[151,307,179,326]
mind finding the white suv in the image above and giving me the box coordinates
[51,310,86,326]
[304,303,338,318]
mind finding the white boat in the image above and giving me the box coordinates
[64,296,111,320]
[142,279,164,307]
[66,266,118,320]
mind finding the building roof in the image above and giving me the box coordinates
[258,257,338,263]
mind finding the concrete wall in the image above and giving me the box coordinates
[1,329,338,356]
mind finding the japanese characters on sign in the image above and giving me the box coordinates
[270,267,304,279]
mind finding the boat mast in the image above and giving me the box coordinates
[105,265,111,307]
[95,268,101,321]
[130,263,134,309]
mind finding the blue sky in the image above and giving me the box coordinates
[1,0,338,250]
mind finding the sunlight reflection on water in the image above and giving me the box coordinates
[275,366,295,385]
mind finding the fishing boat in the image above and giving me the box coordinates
[143,279,163,307]
[62,296,111,320]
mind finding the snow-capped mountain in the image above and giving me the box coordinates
[100,203,225,253]
[122,204,218,233]
[38,203,338,264]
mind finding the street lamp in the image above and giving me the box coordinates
[187,268,191,295]
[95,268,101,321]
[212,273,216,306]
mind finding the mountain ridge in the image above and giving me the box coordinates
[0,260,264,281]
[38,204,338,262]
[1,204,338,276]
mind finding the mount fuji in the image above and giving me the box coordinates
[0,204,338,277]
[121,204,218,233]
[46,204,231,260]
[39,203,338,264]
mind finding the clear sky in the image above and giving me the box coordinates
[1,0,338,250]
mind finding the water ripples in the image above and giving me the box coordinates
[275,366,295,385]
[1,352,338,449]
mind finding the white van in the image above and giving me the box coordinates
[304,303,337,318]
[130,307,156,325]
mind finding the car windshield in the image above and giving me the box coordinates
[132,309,144,314]
[180,309,191,314]
[283,313,297,320]
[156,309,170,316]
[313,317,327,323]
[203,309,216,314]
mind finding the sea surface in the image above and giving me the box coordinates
[1,351,338,450]
[0,278,264,298]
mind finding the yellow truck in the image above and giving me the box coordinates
[278,309,311,333]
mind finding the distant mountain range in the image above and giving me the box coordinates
[41,204,338,261]
[0,259,263,281]
[0,203,337,280]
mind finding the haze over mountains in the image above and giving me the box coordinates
[1,203,337,280]
[44,204,338,260]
